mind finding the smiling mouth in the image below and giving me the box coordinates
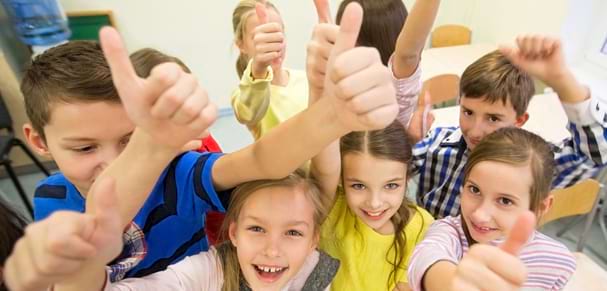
[253,264,289,283]
[470,221,498,234]
[361,209,388,220]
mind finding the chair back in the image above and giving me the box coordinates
[419,74,460,107]
[0,93,14,131]
[539,179,602,226]
[431,24,472,48]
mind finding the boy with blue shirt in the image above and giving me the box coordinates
[23,19,397,281]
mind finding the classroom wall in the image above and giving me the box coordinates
[59,0,340,110]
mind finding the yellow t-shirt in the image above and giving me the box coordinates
[230,60,308,140]
[320,194,434,291]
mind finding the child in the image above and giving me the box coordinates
[411,35,607,218]
[231,0,308,140]
[129,47,222,153]
[313,120,434,290]
[24,2,395,280]
[0,199,26,291]
[408,127,576,290]
[4,171,340,291]
[330,0,441,128]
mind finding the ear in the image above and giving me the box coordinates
[538,194,554,217]
[23,123,51,157]
[228,222,238,247]
[235,39,246,55]
[514,112,529,127]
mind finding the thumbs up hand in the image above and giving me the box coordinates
[251,2,285,79]
[322,2,398,132]
[100,27,216,151]
[451,212,535,291]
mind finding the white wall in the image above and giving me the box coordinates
[59,0,340,109]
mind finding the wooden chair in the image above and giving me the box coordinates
[430,24,472,48]
[419,74,460,109]
[539,179,603,251]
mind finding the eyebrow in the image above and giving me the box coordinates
[62,132,133,142]
[243,215,311,228]
[461,106,506,118]
[344,177,404,183]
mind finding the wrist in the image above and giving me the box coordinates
[251,61,269,80]
[130,129,182,162]
[315,97,350,136]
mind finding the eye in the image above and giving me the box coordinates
[488,116,501,122]
[286,230,303,237]
[119,135,132,147]
[497,197,514,206]
[72,145,96,153]
[350,183,366,190]
[247,226,265,233]
[385,183,400,190]
[462,109,473,116]
[467,185,481,195]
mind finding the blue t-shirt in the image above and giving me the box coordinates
[33,152,231,278]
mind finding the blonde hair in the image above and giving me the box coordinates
[216,169,329,291]
[464,127,555,216]
[232,0,279,78]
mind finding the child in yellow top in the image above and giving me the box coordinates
[231,0,308,139]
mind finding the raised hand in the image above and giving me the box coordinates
[313,0,333,24]
[407,92,434,142]
[99,27,216,151]
[499,35,567,84]
[451,211,535,291]
[324,3,398,132]
[3,177,123,291]
[251,2,285,79]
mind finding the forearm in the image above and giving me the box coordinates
[54,263,107,291]
[547,70,589,104]
[86,128,180,228]
[310,140,341,200]
[393,0,441,78]
[423,261,457,291]
[231,61,272,125]
[214,97,348,190]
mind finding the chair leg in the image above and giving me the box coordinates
[15,140,51,176]
[4,163,34,218]
[576,190,603,252]
[556,215,583,237]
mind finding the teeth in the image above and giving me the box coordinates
[257,265,283,273]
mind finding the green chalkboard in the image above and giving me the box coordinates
[67,11,115,41]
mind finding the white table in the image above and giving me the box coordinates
[420,43,497,81]
[430,91,570,144]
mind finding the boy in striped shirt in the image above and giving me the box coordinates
[412,35,607,218]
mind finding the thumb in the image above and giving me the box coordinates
[500,211,536,255]
[328,2,362,61]
[256,2,269,25]
[499,45,524,67]
[99,26,140,94]
[314,0,333,24]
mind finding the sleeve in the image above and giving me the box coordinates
[107,222,147,282]
[230,59,273,126]
[106,251,220,291]
[407,219,462,291]
[193,153,230,212]
[411,127,441,175]
[552,93,607,188]
[388,54,423,128]
[33,181,84,221]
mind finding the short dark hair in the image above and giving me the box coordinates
[21,41,120,141]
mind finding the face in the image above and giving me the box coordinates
[24,102,134,196]
[460,161,534,243]
[229,186,318,291]
[459,96,528,150]
[237,8,286,62]
[342,153,407,235]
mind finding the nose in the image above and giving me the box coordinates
[467,118,489,140]
[263,234,281,258]
[93,147,121,175]
[470,200,492,223]
[367,192,383,210]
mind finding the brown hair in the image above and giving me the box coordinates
[216,169,328,291]
[21,41,120,141]
[340,120,423,289]
[336,0,408,65]
[464,127,555,216]
[0,199,26,267]
[130,48,191,78]
[232,0,279,78]
[460,50,535,116]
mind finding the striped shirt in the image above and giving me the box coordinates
[408,215,576,291]
[412,96,607,218]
